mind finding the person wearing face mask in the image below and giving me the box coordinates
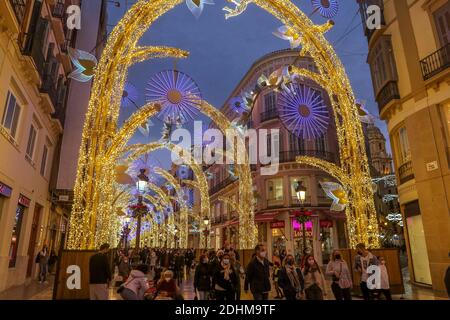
[278,255,304,300]
[354,243,378,300]
[229,251,244,300]
[244,244,271,300]
[212,254,238,300]
[326,250,352,300]
[302,255,326,300]
[156,270,182,300]
[194,254,212,300]
[377,257,392,300]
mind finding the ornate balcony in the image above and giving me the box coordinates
[209,176,238,196]
[260,110,279,122]
[398,161,414,185]
[376,80,400,113]
[420,43,450,80]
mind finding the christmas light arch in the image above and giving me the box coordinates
[69,0,379,251]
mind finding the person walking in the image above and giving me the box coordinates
[377,257,392,300]
[212,254,238,301]
[326,250,352,300]
[303,255,326,300]
[354,243,378,300]
[37,245,49,284]
[89,243,112,300]
[278,255,304,300]
[119,264,150,300]
[118,255,131,283]
[194,254,212,300]
[244,244,271,300]
[272,261,284,299]
[229,251,244,300]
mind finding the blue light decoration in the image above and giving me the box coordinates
[182,187,194,208]
[177,165,191,180]
[68,47,98,82]
[154,211,164,225]
[146,70,202,125]
[186,0,214,19]
[121,82,139,108]
[311,0,339,19]
[229,96,250,117]
[279,83,330,140]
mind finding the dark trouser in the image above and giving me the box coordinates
[216,290,235,301]
[252,292,269,300]
[120,288,138,300]
[360,281,373,300]
[39,263,48,282]
[305,285,323,300]
[235,288,241,301]
[331,282,352,301]
[378,289,392,300]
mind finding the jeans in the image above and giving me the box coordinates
[39,263,48,282]
[197,291,210,300]
[360,281,374,300]
[331,282,352,301]
[252,292,269,300]
[120,288,138,300]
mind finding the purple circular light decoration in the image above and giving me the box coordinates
[121,81,139,108]
[311,0,339,19]
[279,83,330,140]
[229,96,248,116]
[145,70,202,124]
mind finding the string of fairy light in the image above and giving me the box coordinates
[68,0,379,250]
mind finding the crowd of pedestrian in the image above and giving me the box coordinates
[86,241,401,301]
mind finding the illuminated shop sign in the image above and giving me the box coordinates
[0,182,12,198]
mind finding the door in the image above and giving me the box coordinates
[434,2,450,46]
[26,204,42,277]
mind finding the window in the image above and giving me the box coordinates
[264,92,277,113]
[434,2,450,45]
[315,135,326,153]
[289,132,305,152]
[40,145,48,176]
[397,127,411,164]
[26,125,37,159]
[1,91,21,139]
[369,36,398,94]
[267,178,283,207]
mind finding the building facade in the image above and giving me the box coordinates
[358,0,450,296]
[0,0,76,292]
[204,49,349,265]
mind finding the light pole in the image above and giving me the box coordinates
[295,181,309,251]
[124,216,131,252]
[135,169,149,250]
[203,216,210,248]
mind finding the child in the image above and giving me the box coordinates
[378,257,392,300]
[272,261,284,299]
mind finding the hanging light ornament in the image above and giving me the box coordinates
[320,181,348,212]
[146,70,202,125]
[121,82,139,108]
[68,47,98,82]
[356,100,376,124]
[186,0,215,19]
[279,83,330,140]
[229,96,250,118]
[273,25,302,48]
[311,0,339,19]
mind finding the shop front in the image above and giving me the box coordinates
[9,194,31,269]
[0,181,12,224]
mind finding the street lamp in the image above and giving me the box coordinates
[295,180,309,252]
[136,169,149,193]
[203,216,210,226]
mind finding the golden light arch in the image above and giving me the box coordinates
[69,0,379,250]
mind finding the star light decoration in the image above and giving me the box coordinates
[311,0,339,19]
[146,70,202,125]
[372,175,397,187]
[186,0,215,19]
[279,83,330,140]
[68,47,98,82]
[356,100,376,124]
[320,182,348,212]
[273,26,302,49]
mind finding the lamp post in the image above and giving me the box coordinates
[124,216,131,252]
[134,169,149,250]
[203,216,210,248]
[295,181,309,251]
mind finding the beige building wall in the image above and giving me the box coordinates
[359,0,450,296]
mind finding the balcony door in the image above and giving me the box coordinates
[434,2,450,46]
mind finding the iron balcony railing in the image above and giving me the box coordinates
[376,80,400,113]
[209,176,238,196]
[420,43,450,80]
[398,161,414,185]
[278,150,337,164]
[9,0,27,25]
[260,110,279,122]
[52,0,65,19]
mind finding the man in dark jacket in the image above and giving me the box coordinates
[244,244,271,300]
[89,243,112,300]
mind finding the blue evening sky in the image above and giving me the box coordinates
[107,0,391,168]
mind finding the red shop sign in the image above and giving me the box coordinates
[0,182,12,198]
[270,220,285,229]
[320,220,333,228]
[18,194,31,208]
